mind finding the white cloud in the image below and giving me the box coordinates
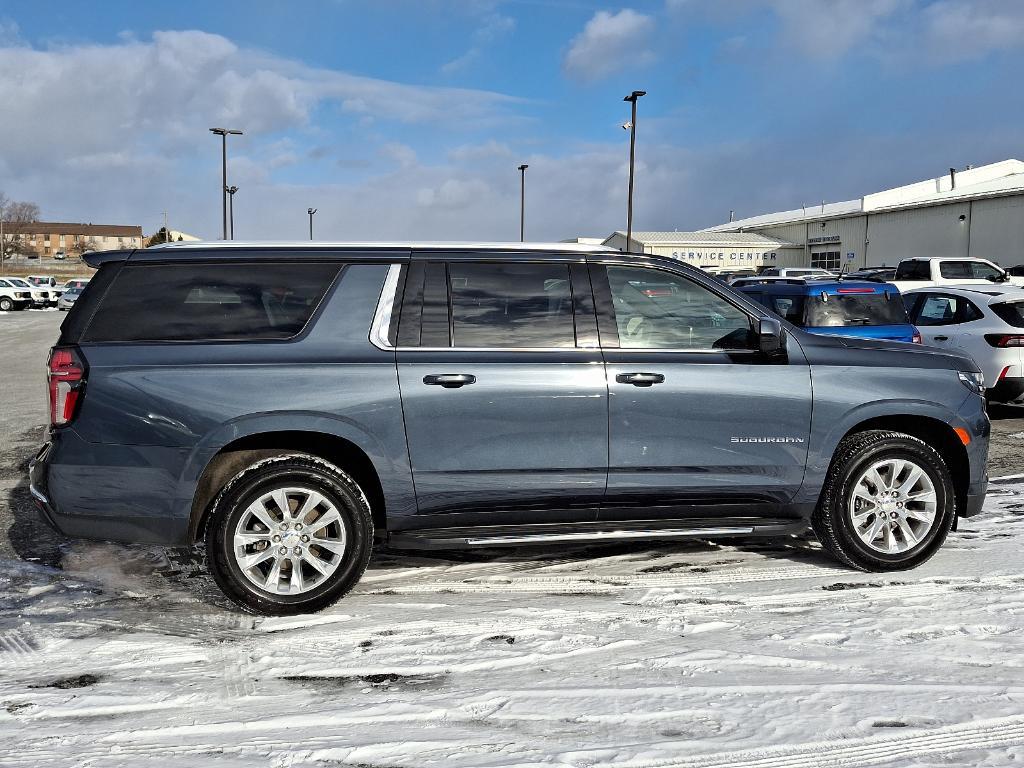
[922,0,1024,61]
[563,9,655,82]
[765,0,909,59]
[441,10,516,74]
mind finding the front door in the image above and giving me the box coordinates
[592,263,812,521]
[395,258,608,529]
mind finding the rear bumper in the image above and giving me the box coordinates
[28,433,192,545]
[987,376,1024,403]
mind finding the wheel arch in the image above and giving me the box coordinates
[188,431,388,543]
[835,415,969,517]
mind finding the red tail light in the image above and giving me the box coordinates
[47,347,85,427]
[985,334,1024,347]
[912,328,922,344]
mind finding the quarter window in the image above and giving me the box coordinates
[447,262,576,348]
[606,266,752,349]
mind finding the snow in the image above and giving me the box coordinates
[3,484,1024,766]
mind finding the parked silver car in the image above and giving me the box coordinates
[58,286,84,311]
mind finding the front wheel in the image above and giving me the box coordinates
[812,430,955,571]
[0,297,12,312]
[205,453,374,615]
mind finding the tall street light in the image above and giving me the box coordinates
[227,186,238,240]
[308,208,317,240]
[209,127,243,240]
[622,90,645,252]
[517,164,528,242]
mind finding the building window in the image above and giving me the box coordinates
[59,235,66,247]
[811,251,841,270]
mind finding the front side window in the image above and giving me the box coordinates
[447,262,576,348]
[939,260,1003,280]
[83,262,340,342]
[606,266,752,349]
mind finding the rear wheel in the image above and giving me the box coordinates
[812,430,955,571]
[205,453,374,615]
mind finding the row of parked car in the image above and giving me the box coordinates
[712,256,1024,404]
[0,275,90,312]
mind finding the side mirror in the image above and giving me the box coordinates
[758,316,785,356]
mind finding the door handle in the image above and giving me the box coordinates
[616,372,665,387]
[933,335,949,341]
[423,373,476,388]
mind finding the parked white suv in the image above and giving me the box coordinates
[903,284,1024,403]
[890,257,1023,292]
[0,278,33,311]
[759,267,835,278]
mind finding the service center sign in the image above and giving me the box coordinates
[670,250,779,264]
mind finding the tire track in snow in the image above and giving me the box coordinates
[604,714,1024,768]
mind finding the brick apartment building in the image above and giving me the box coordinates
[1,221,143,258]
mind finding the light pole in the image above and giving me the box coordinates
[517,164,528,242]
[227,186,238,240]
[209,127,243,240]
[622,90,645,252]
[308,208,317,240]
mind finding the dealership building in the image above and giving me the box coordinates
[607,159,1024,272]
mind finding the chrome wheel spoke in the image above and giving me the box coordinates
[310,509,342,532]
[905,505,935,524]
[897,520,918,548]
[311,538,346,556]
[246,501,278,532]
[240,547,276,570]
[234,531,271,548]
[296,491,325,522]
[289,559,305,593]
[896,465,924,496]
[906,490,936,504]
[272,489,292,519]
[264,557,283,589]
[303,552,331,575]
[865,467,888,493]
[863,516,886,543]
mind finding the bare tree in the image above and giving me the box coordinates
[0,195,41,259]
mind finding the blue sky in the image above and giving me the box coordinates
[1,0,1023,240]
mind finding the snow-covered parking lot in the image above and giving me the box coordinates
[2,311,1024,767]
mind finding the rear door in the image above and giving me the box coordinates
[907,292,982,350]
[592,261,812,522]
[394,255,608,529]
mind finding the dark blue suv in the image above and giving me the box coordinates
[30,243,989,615]
[736,277,921,343]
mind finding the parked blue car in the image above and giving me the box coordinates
[736,277,921,343]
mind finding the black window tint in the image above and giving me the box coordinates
[606,266,752,349]
[770,295,806,324]
[83,262,339,342]
[895,261,930,280]
[938,261,972,279]
[448,262,576,348]
[991,301,1024,327]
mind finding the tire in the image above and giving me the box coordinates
[205,453,374,615]
[812,430,955,572]
[0,297,12,312]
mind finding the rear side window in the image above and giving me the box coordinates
[447,262,576,348]
[82,262,339,342]
[992,302,1024,327]
[770,295,805,324]
[895,261,930,280]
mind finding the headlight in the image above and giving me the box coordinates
[958,370,985,395]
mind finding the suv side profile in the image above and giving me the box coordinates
[31,243,990,615]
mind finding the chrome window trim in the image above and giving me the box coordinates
[369,264,403,350]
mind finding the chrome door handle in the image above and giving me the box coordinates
[616,372,665,387]
[423,373,476,388]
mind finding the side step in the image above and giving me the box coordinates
[387,518,804,550]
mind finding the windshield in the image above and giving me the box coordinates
[8,278,31,288]
[804,292,910,327]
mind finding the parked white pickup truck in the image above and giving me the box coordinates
[889,257,1024,293]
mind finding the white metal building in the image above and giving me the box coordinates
[701,159,1024,271]
[602,230,803,270]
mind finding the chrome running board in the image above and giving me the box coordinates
[463,526,754,546]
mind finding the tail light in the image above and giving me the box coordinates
[912,328,922,344]
[47,347,86,427]
[985,334,1024,347]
